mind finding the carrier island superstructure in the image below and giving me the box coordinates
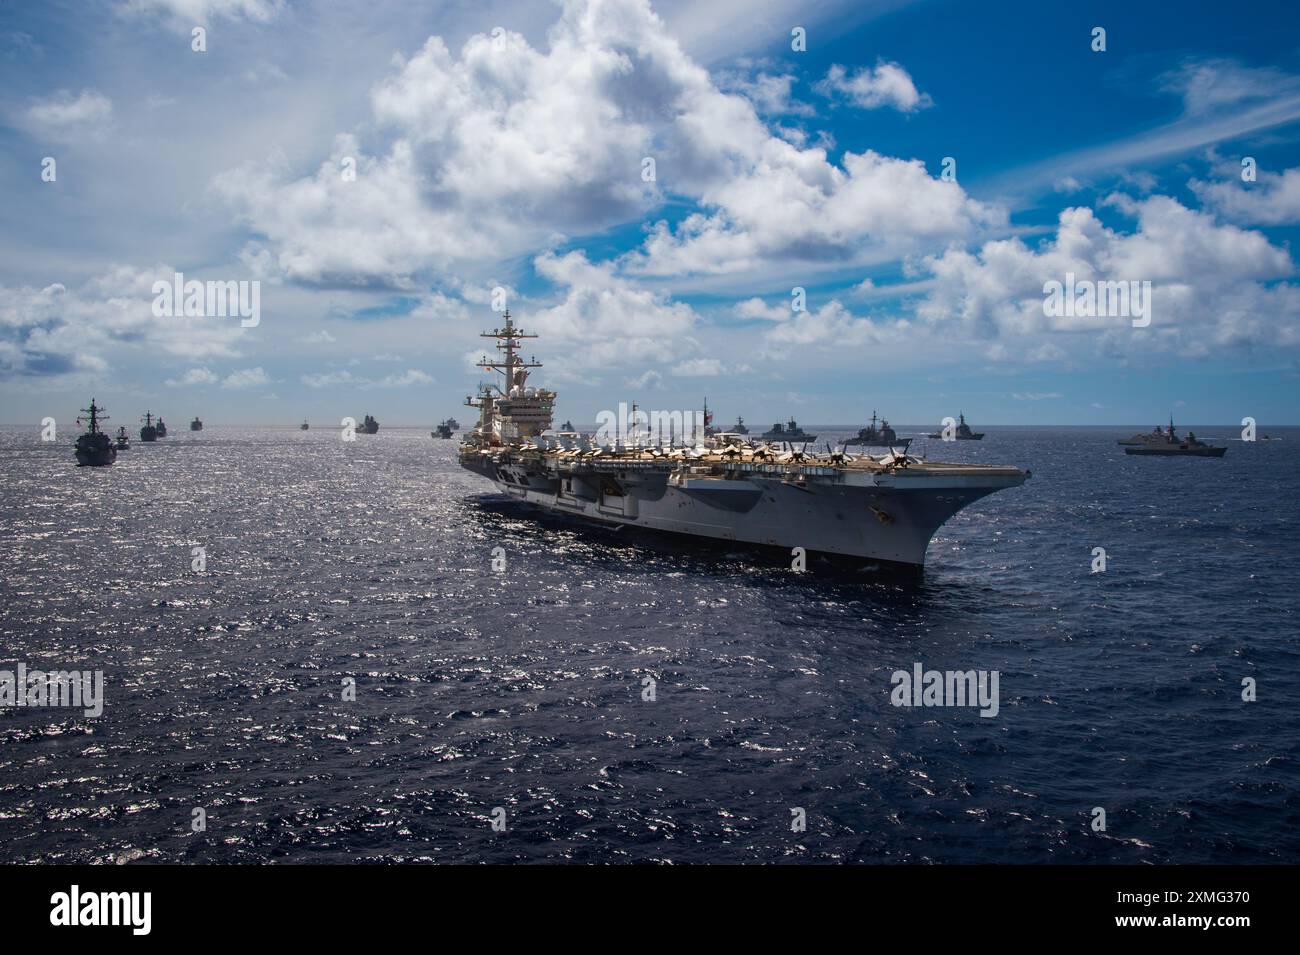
[459,312,1030,571]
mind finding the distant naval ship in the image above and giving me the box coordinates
[74,400,117,467]
[927,412,983,440]
[761,418,817,443]
[731,416,749,435]
[1123,417,1225,457]
[702,398,719,436]
[155,416,168,437]
[357,414,379,434]
[432,420,455,439]
[844,412,909,450]
[114,426,130,451]
[457,312,1029,571]
[190,416,203,431]
[300,420,309,431]
[140,412,159,442]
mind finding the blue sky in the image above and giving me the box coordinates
[2,0,1299,426]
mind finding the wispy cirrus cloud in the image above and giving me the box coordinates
[165,367,219,387]
[300,368,432,389]
[20,88,113,141]
[1158,58,1297,116]
[221,366,270,389]
[985,59,1300,201]
[161,365,275,391]
[118,0,284,30]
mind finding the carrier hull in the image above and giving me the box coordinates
[461,453,1025,569]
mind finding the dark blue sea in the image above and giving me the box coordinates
[1,424,1297,864]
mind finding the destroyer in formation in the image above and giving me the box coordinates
[927,412,983,440]
[74,400,117,467]
[844,412,910,450]
[458,312,1029,571]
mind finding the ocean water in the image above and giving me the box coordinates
[0,424,1296,864]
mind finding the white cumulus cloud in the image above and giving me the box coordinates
[525,250,699,369]
[916,194,1299,357]
[1190,166,1300,226]
[0,265,245,378]
[815,61,933,113]
[214,0,998,287]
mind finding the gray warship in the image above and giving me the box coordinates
[155,416,168,437]
[844,411,910,450]
[761,418,817,443]
[114,426,130,451]
[1123,417,1225,457]
[457,312,1029,572]
[357,414,379,434]
[190,416,203,431]
[74,400,117,467]
[927,412,983,440]
[432,420,455,439]
[139,412,159,442]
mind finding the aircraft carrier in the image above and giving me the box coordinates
[458,312,1030,571]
